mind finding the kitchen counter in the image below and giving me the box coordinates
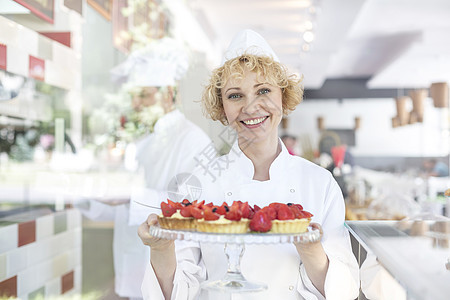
[346,220,450,300]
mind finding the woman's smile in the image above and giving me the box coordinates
[241,116,269,127]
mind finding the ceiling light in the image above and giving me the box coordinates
[303,31,314,43]
[302,44,311,52]
[305,20,314,31]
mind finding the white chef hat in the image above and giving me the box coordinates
[110,37,189,88]
[221,29,280,66]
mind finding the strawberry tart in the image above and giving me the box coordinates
[158,199,204,230]
[196,201,253,233]
[249,203,312,233]
[157,200,312,234]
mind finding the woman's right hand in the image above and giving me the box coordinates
[139,214,176,299]
[138,214,174,250]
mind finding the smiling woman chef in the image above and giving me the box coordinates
[137,29,359,300]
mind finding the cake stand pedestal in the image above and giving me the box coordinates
[149,226,321,294]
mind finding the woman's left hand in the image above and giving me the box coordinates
[294,222,329,296]
[294,222,323,253]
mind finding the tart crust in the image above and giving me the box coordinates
[157,215,196,230]
[197,218,250,233]
[269,218,311,233]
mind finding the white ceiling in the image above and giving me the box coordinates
[186,0,450,89]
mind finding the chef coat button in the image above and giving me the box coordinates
[289,285,294,290]
[290,189,295,193]
[227,192,232,196]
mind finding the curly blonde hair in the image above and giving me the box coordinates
[202,54,303,125]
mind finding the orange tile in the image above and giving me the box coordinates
[18,221,36,247]
[0,276,17,298]
[61,270,74,294]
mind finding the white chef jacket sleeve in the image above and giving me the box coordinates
[297,177,360,300]
[129,187,167,226]
[141,240,207,300]
[74,199,115,221]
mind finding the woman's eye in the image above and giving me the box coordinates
[228,93,241,99]
[258,88,270,95]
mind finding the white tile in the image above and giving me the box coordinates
[6,45,28,77]
[52,252,70,278]
[17,254,61,296]
[0,16,20,46]
[65,249,78,271]
[45,277,61,299]
[36,214,54,241]
[0,224,18,254]
[16,294,28,300]
[63,230,74,250]
[36,259,53,287]
[17,23,38,56]
[0,253,6,281]
[53,42,77,69]
[74,265,82,292]
[17,264,38,296]
[73,227,82,248]
[73,246,82,268]
[27,238,52,266]
[63,289,81,298]
[50,230,70,255]
[66,209,82,230]
[7,244,28,277]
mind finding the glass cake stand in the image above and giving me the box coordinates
[149,225,321,294]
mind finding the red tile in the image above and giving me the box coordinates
[18,220,36,247]
[0,276,17,298]
[39,32,72,48]
[61,270,74,294]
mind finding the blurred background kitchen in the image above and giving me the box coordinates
[1,0,450,299]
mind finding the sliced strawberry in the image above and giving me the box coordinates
[298,210,313,219]
[248,205,255,219]
[277,204,295,220]
[253,205,262,212]
[240,202,252,219]
[213,205,226,215]
[232,200,243,208]
[289,204,303,219]
[181,199,191,206]
[167,199,182,209]
[161,202,176,217]
[192,200,205,208]
[249,210,272,232]
[190,206,204,219]
[204,206,220,221]
[288,203,304,211]
[222,202,230,212]
[203,202,214,208]
[262,206,277,220]
[269,202,283,211]
[180,206,192,218]
[225,205,242,221]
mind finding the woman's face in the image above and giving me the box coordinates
[222,67,283,144]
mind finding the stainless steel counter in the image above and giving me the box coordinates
[346,220,450,300]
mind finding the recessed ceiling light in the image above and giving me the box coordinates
[303,31,314,43]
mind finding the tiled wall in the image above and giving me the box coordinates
[0,209,82,299]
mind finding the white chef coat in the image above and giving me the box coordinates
[81,109,213,298]
[141,140,360,300]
